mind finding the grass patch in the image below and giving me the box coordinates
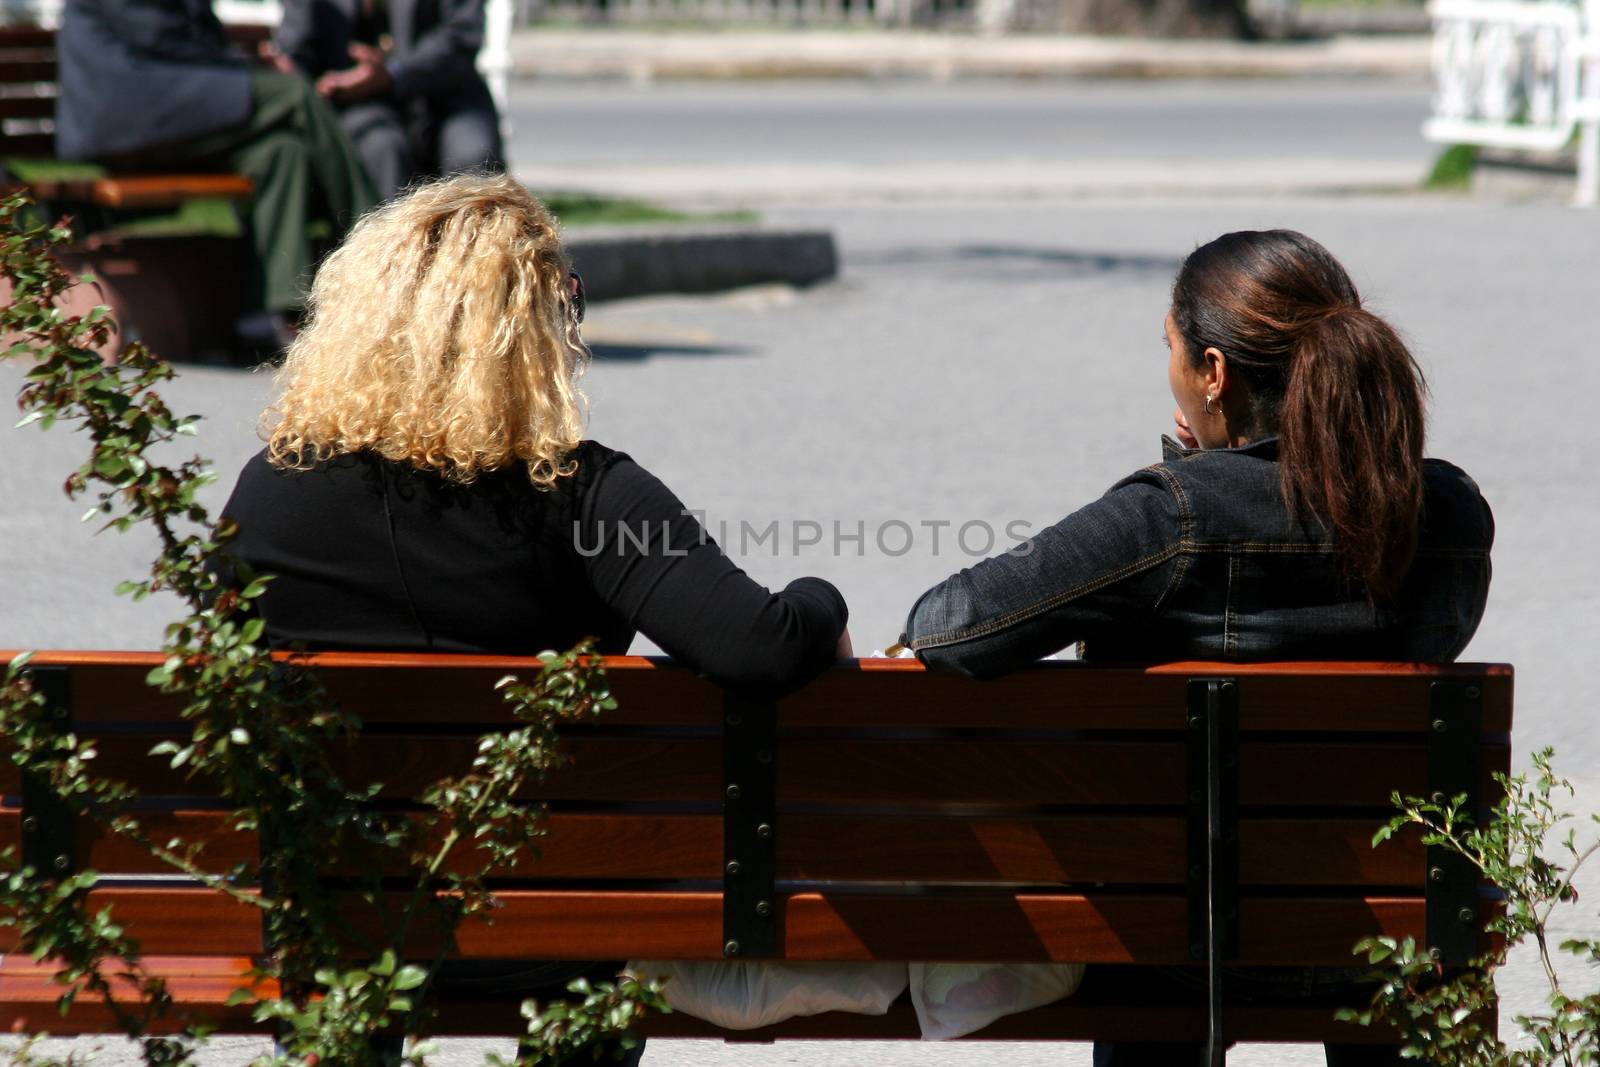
[540,192,757,227]
[2,157,105,183]
[1425,144,1479,190]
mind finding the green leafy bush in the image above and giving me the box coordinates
[1343,748,1600,1064]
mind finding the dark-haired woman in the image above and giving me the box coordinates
[899,230,1493,1066]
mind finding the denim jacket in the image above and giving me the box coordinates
[902,437,1494,677]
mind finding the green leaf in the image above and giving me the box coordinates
[392,965,427,991]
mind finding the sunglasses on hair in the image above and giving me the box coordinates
[569,270,586,325]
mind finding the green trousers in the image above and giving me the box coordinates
[151,72,379,314]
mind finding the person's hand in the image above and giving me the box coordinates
[1172,406,1199,450]
[316,42,394,104]
[257,40,296,74]
[836,628,854,661]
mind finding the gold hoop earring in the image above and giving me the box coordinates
[1204,394,1219,416]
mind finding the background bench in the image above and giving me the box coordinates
[0,653,1512,1058]
[0,25,258,220]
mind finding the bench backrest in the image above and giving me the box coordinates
[0,26,56,157]
[0,653,1512,970]
[0,24,273,159]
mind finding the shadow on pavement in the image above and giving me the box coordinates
[859,246,1184,279]
[589,342,752,362]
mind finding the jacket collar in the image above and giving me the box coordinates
[1160,434,1281,463]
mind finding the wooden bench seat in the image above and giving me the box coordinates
[0,26,256,213]
[0,652,1512,1058]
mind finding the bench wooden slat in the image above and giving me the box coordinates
[0,955,1393,1044]
[1,654,1512,734]
[0,96,53,120]
[0,808,1424,885]
[0,733,1509,810]
[0,887,1454,965]
[89,174,253,207]
[0,26,55,47]
[0,57,56,81]
[0,133,54,155]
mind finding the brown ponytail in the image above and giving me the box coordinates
[1171,230,1427,598]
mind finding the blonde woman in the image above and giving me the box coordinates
[222,174,848,683]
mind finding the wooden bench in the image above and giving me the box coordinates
[0,25,258,218]
[0,652,1512,1059]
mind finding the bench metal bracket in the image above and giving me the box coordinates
[19,666,77,879]
[1425,681,1483,967]
[722,691,777,958]
[1187,677,1238,1067]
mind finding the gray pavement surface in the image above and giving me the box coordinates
[507,78,1437,201]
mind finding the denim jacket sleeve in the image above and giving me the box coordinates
[901,468,1186,678]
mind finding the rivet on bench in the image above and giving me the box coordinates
[755,900,772,918]
[21,817,38,833]
[726,860,743,877]
[1432,718,1449,733]
[1465,686,1481,699]
[53,854,70,872]
[726,784,742,801]
[756,749,772,764]
[1429,867,1446,883]
[724,940,741,957]
[1457,907,1476,925]
[756,823,773,839]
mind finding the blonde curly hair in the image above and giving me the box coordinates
[263,174,588,488]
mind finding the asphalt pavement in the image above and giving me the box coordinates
[507,78,1437,201]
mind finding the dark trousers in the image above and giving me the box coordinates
[124,71,378,314]
[340,93,504,201]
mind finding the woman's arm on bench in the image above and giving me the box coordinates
[901,472,1181,679]
[577,451,849,694]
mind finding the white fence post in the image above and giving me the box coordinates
[1425,0,1600,205]
[1578,0,1600,203]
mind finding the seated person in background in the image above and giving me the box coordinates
[56,0,378,347]
[901,229,1494,1066]
[274,0,505,201]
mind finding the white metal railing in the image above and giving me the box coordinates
[1425,0,1600,204]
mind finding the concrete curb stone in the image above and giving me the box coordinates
[510,29,1433,82]
[566,227,839,300]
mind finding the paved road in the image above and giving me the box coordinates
[5,192,1597,1067]
[505,78,1437,200]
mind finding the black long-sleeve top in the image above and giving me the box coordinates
[220,442,848,693]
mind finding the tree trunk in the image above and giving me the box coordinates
[1047,0,1250,37]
